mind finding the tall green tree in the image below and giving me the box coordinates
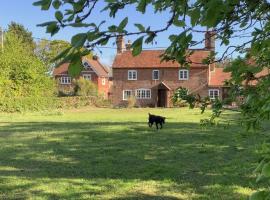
[0,32,55,98]
[7,22,36,53]
[36,39,71,70]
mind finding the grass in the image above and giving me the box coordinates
[0,107,269,200]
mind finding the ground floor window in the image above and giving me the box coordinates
[136,89,151,99]
[209,89,219,100]
[123,90,132,100]
[60,76,71,84]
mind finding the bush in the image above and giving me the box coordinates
[172,87,190,107]
[74,78,98,96]
[127,96,136,108]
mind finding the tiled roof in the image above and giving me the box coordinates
[112,49,211,68]
[209,67,231,87]
[53,63,69,76]
[53,58,109,77]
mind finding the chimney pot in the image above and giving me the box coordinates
[116,35,125,54]
[125,40,132,51]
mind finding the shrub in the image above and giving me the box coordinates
[74,78,98,97]
[127,96,136,108]
[172,87,190,107]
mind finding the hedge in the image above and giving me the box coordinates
[0,96,111,113]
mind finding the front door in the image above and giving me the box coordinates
[158,89,167,107]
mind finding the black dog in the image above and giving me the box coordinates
[148,113,166,129]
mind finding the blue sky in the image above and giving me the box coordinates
[0,0,250,66]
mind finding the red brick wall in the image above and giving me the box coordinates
[112,68,209,107]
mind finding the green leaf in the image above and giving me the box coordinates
[137,0,147,13]
[52,0,61,9]
[69,23,96,28]
[51,47,72,63]
[71,33,88,48]
[249,191,268,200]
[33,0,52,10]
[262,162,270,177]
[145,33,156,44]
[134,23,145,32]
[118,17,128,32]
[173,20,186,27]
[68,57,83,77]
[55,11,63,22]
[189,8,200,27]
[131,36,144,56]
[37,21,57,27]
[46,22,60,36]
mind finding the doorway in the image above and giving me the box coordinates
[157,89,167,107]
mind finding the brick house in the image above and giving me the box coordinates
[53,57,110,98]
[111,32,218,107]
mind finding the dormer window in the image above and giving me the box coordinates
[83,61,91,70]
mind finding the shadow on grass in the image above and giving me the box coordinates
[0,120,267,199]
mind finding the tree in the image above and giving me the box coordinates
[0,32,55,98]
[35,39,71,70]
[7,22,36,53]
[35,39,93,72]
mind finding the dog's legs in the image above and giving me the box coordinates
[155,122,159,130]
[160,123,163,129]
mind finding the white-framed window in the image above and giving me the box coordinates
[102,77,106,85]
[128,70,137,80]
[123,90,132,100]
[136,89,151,99]
[83,74,91,80]
[179,69,189,80]
[209,89,219,100]
[152,70,159,80]
[60,76,71,84]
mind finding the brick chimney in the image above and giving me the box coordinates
[205,31,215,51]
[125,40,132,51]
[116,35,125,54]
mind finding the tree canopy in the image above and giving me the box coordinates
[0,32,55,98]
[7,22,36,53]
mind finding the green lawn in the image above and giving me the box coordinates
[0,108,268,200]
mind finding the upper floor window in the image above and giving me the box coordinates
[128,70,137,80]
[83,74,91,80]
[136,89,151,99]
[209,89,219,100]
[179,69,189,80]
[102,77,106,85]
[123,90,132,100]
[60,76,71,85]
[152,70,159,80]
